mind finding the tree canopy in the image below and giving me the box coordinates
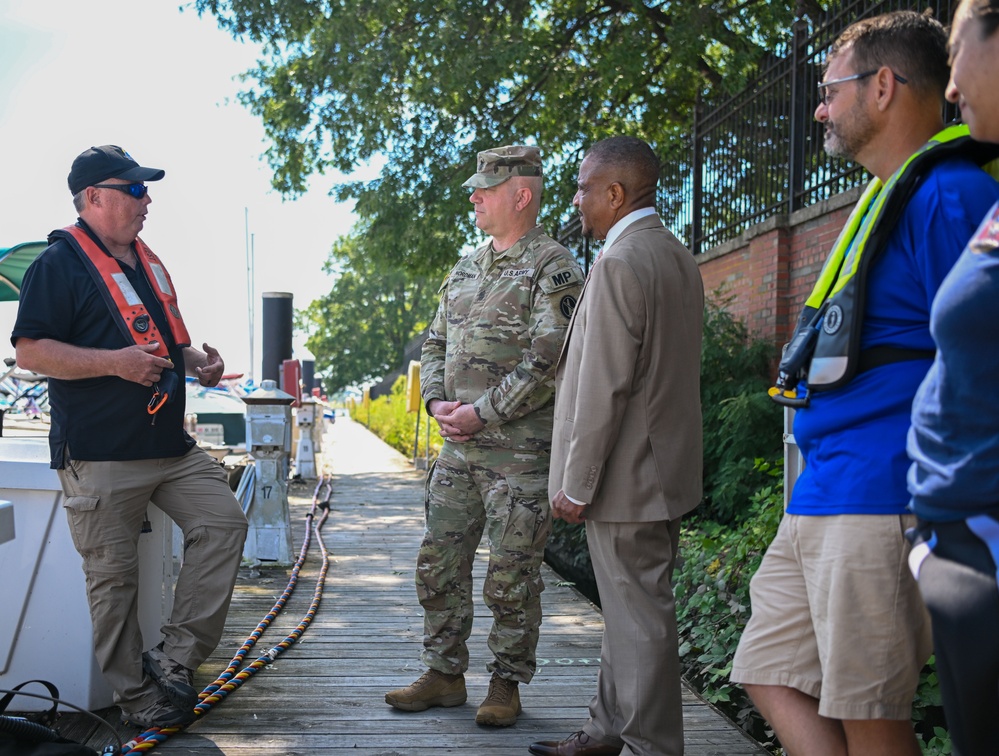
[297,230,440,391]
[194,0,810,274]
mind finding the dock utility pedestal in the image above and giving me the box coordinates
[294,396,319,479]
[242,380,295,566]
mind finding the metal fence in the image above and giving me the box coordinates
[561,0,956,259]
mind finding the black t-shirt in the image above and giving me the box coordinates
[10,220,195,467]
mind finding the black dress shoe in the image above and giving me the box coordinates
[528,730,623,756]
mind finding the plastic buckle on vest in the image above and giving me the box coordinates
[768,384,811,408]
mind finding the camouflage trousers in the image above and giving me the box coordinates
[416,441,552,683]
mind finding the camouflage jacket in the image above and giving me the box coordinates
[421,225,584,450]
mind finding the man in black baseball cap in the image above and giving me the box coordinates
[67,144,165,195]
[12,146,247,731]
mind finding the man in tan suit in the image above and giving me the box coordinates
[529,136,704,756]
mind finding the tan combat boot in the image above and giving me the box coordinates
[384,669,467,711]
[475,673,521,726]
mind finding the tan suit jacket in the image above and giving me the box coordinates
[550,213,704,522]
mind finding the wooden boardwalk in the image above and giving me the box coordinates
[61,415,766,755]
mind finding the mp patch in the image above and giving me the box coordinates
[549,269,575,288]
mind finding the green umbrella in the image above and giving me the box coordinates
[0,241,47,301]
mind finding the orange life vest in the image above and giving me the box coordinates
[54,224,191,359]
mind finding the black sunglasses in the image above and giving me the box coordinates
[92,182,149,199]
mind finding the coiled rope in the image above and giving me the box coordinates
[121,474,334,754]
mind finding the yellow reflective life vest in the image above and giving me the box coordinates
[799,124,999,391]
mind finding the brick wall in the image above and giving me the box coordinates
[696,186,863,349]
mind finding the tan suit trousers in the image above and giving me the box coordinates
[583,518,684,756]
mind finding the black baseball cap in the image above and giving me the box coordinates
[67,145,165,195]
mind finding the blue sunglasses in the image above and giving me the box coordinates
[92,182,149,199]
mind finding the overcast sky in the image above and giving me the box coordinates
[0,0,376,380]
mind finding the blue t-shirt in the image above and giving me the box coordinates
[10,220,194,467]
[789,158,999,516]
[908,202,999,521]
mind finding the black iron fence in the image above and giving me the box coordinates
[562,0,956,259]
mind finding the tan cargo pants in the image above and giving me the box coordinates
[58,446,248,710]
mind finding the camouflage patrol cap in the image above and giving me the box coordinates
[462,145,543,189]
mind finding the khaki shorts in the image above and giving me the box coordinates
[730,513,931,720]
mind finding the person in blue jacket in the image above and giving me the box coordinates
[906,1,999,754]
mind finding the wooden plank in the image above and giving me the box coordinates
[59,417,766,755]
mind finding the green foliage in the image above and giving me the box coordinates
[547,519,590,572]
[921,728,953,756]
[914,657,952,754]
[674,460,783,743]
[544,519,595,605]
[362,375,443,459]
[914,657,944,724]
[699,292,782,524]
[298,229,442,392]
[192,0,806,274]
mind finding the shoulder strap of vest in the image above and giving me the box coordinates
[859,126,999,279]
[132,237,191,350]
[811,125,995,312]
[48,225,191,358]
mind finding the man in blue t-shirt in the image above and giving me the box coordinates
[11,145,248,731]
[730,12,999,755]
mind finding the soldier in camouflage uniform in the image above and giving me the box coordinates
[384,145,584,727]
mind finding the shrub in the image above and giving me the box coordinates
[913,657,952,754]
[361,375,442,460]
[699,294,783,525]
[545,519,597,605]
[674,460,784,746]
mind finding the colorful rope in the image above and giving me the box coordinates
[121,475,333,754]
